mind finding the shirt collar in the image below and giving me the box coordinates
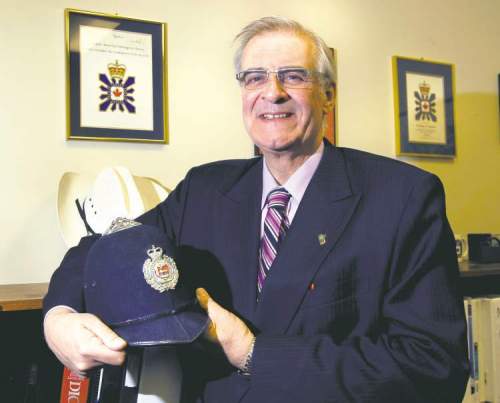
[261,141,324,208]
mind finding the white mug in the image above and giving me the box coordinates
[454,234,468,262]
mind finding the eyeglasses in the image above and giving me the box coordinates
[236,67,319,90]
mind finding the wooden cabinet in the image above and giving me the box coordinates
[0,283,62,402]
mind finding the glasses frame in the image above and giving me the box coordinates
[236,67,320,90]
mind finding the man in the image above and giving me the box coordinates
[44,17,468,402]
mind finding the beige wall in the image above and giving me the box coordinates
[0,0,499,284]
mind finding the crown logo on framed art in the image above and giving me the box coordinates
[108,60,126,79]
[414,81,437,122]
[99,60,136,113]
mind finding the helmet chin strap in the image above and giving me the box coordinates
[75,198,97,235]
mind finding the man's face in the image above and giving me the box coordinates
[239,31,332,157]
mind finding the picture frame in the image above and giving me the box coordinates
[65,9,168,143]
[324,48,337,147]
[392,56,456,157]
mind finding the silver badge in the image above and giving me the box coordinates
[103,217,141,235]
[143,245,179,292]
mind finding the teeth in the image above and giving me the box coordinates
[262,113,290,119]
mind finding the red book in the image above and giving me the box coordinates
[59,366,89,403]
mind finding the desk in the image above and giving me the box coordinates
[459,261,500,297]
[0,283,48,311]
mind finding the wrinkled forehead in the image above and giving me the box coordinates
[240,31,316,71]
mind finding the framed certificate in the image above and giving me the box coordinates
[65,9,168,143]
[392,56,456,157]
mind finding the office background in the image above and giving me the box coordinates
[0,0,498,284]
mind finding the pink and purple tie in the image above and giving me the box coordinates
[257,187,291,295]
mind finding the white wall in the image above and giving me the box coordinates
[1,0,499,284]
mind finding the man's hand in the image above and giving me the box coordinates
[44,307,127,374]
[196,288,255,370]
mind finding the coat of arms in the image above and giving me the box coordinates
[143,245,179,292]
[414,81,437,122]
[99,60,136,113]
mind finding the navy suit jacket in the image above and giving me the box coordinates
[44,143,468,402]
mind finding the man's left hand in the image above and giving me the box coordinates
[196,288,255,370]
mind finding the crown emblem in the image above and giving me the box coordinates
[419,81,430,96]
[143,245,179,292]
[108,60,126,80]
[414,80,436,121]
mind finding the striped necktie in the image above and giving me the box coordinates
[257,187,291,295]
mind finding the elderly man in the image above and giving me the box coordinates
[44,17,468,403]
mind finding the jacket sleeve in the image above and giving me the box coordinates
[250,174,469,403]
[42,235,100,315]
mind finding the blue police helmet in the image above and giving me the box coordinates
[83,219,209,346]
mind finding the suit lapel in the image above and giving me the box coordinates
[254,145,361,334]
[217,158,262,322]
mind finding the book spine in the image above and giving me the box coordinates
[491,298,500,403]
[463,298,480,403]
[471,298,481,403]
[59,367,89,403]
[478,298,493,403]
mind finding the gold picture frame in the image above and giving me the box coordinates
[65,9,168,143]
[392,56,456,157]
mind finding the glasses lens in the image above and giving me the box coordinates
[279,69,311,88]
[243,71,267,89]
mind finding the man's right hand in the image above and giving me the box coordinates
[44,307,127,374]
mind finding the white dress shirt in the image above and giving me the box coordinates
[260,142,324,237]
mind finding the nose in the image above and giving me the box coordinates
[261,73,289,103]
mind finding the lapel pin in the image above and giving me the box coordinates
[318,233,327,246]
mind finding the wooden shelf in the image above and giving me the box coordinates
[0,283,48,312]
[459,261,500,277]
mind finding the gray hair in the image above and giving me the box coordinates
[233,16,336,88]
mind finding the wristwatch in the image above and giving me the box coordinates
[238,336,256,376]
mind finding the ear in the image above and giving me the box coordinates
[322,83,336,114]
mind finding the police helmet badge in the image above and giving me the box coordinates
[143,245,179,292]
[103,217,142,235]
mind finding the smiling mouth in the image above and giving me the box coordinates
[260,113,293,120]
